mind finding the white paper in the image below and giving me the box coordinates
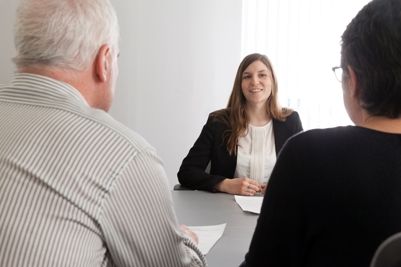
[188,223,226,255]
[234,195,263,214]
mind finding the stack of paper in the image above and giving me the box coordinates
[188,223,227,255]
[234,195,263,214]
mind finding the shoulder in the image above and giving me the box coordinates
[209,108,230,120]
[75,108,156,156]
[280,108,300,122]
[285,126,360,152]
[207,108,231,128]
[273,109,302,132]
[84,113,163,188]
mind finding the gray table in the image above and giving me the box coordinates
[172,190,259,267]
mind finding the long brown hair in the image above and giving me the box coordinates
[213,53,292,155]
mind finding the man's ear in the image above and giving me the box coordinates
[346,65,359,99]
[94,44,111,82]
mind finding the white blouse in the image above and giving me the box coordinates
[234,121,276,184]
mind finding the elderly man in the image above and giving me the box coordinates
[0,0,206,266]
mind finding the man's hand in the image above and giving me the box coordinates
[180,224,199,245]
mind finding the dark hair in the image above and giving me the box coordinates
[341,0,401,118]
[213,53,292,155]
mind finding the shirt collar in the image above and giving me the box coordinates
[9,72,90,107]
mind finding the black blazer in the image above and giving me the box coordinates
[177,109,303,192]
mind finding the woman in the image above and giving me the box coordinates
[240,0,401,266]
[177,53,303,195]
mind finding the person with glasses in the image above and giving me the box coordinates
[332,66,343,82]
[240,0,401,266]
[178,53,303,195]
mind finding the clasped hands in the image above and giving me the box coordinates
[216,177,266,196]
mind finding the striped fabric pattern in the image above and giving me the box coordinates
[0,73,206,267]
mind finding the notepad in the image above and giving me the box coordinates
[234,195,263,214]
[188,223,226,255]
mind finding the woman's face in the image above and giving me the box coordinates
[241,60,273,108]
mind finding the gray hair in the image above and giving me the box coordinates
[13,0,120,70]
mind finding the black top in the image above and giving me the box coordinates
[241,126,401,267]
[177,109,303,192]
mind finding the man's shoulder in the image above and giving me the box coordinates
[75,109,155,154]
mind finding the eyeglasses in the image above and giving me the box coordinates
[332,66,343,82]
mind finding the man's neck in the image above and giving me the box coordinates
[18,65,95,107]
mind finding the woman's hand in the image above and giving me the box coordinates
[216,177,262,195]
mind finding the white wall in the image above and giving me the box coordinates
[0,0,18,81]
[0,0,242,187]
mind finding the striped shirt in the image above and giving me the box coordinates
[0,73,206,267]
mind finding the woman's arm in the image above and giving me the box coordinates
[177,115,227,191]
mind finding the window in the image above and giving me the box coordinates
[241,0,370,129]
